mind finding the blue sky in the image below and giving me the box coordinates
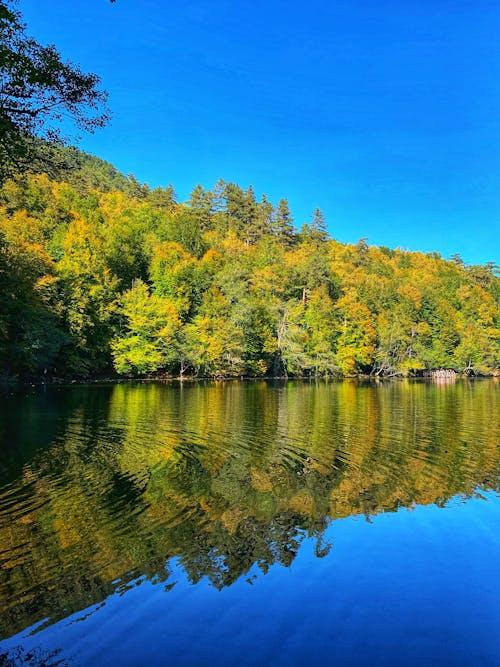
[20,0,500,264]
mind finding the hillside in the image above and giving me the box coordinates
[0,146,498,379]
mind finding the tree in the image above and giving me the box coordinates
[162,208,206,257]
[57,213,119,373]
[187,184,214,232]
[184,286,245,376]
[0,137,499,379]
[0,230,65,374]
[0,1,109,182]
[149,241,198,314]
[300,208,328,245]
[273,198,295,248]
[333,289,376,375]
[303,286,338,375]
[254,194,274,240]
[112,279,181,375]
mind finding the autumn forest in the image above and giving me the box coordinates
[0,146,498,380]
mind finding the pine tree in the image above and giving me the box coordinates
[308,208,328,244]
[274,198,296,248]
[187,184,214,232]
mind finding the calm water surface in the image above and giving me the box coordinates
[0,380,499,666]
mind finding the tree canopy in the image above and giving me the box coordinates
[0,146,498,380]
[0,0,109,182]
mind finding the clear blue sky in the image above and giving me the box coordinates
[20,0,500,265]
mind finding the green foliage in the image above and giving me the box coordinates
[160,208,206,257]
[300,207,328,245]
[0,152,498,378]
[0,2,109,183]
[0,231,66,374]
[273,198,296,248]
[149,241,198,313]
[112,279,181,375]
[184,286,245,376]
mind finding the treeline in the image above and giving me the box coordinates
[0,146,498,379]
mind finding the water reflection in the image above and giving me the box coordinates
[0,380,498,640]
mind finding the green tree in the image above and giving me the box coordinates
[149,241,199,315]
[303,286,338,375]
[0,231,65,374]
[0,1,109,182]
[57,213,119,373]
[301,207,328,245]
[112,279,181,375]
[161,208,206,257]
[273,198,296,248]
[187,184,214,232]
[184,286,245,376]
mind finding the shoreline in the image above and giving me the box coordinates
[2,373,497,388]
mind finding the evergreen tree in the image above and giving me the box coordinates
[301,208,328,245]
[0,152,498,379]
[148,185,177,212]
[187,184,214,232]
[274,198,296,248]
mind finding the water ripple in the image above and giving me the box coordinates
[0,380,498,638]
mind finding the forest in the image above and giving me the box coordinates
[0,145,498,380]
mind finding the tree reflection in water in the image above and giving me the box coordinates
[0,380,498,639]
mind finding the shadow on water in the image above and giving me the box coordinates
[0,645,68,667]
[0,379,498,640]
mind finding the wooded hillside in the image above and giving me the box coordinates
[0,147,498,379]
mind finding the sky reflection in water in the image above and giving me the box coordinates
[0,380,498,666]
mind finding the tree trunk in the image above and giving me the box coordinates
[273,351,283,378]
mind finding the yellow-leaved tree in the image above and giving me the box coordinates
[112,279,181,375]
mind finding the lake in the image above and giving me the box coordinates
[0,380,499,666]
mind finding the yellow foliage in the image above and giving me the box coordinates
[250,468,273,492]
[289,490,314,516]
